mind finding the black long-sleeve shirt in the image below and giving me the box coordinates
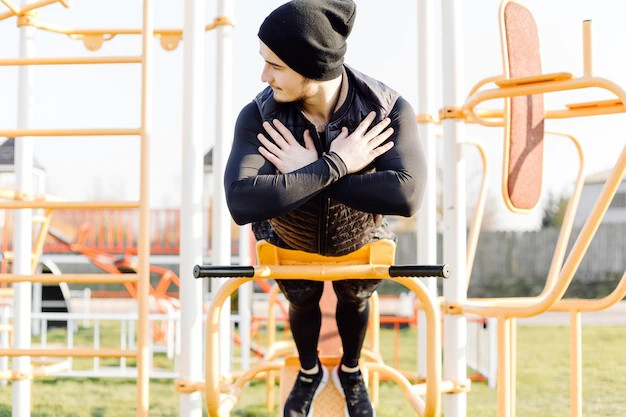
[224,96,426,226]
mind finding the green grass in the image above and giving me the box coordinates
[0,325,625,416]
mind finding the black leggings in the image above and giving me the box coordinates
[276,279,381,370]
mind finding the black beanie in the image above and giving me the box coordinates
[258,0,356,81]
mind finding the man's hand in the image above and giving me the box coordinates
[257,119,318,173]
[329,112,394,174]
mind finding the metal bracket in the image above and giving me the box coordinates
[16,10,36,27]
[416,113,436,124]
[159,34,181,51]
[438,106,465,120]
[443,302,463,315]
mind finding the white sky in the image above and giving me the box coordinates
[0,0,624,230]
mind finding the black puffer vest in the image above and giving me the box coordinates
[253,66,399,256]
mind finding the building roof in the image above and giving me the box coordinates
[585,168,625,185]
[0,138,45,170]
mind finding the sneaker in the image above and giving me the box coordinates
[332,366,375,417]
[283,362,329,417]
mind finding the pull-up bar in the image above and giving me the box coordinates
[194,263,450,279]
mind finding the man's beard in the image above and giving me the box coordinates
[273,78,312,103]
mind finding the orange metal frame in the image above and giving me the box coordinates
[203,240,444,417]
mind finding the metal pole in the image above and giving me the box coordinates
[238,225,252,371]
[213,0,234,376]
[12,1,35,415]
[137,0,153,415]
[441,1,468,416]
[416,0,438,381]
[179,0,206,415]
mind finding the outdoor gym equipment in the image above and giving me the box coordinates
[195,239,449,417]
[423,1,626,416]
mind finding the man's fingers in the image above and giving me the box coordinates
[272,119,297,144]
[262,121,288,147]
[365,117,391,141]
[258,146,278,163]
[370,141,394,157]
[303,130,316,150]
[336,126,349,140]
[352,111,377,137]
[368,128,394,149]
[258,133,283,156]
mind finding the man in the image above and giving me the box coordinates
[224,1,426,416]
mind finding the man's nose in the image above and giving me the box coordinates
[261,65,271,83]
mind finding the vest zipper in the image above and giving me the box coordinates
[312,127,330,256]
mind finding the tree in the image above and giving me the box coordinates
[541,192,569,228]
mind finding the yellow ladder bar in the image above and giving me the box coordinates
[0,274,139,284]
[0,129,141,137]
[0,56,142,65]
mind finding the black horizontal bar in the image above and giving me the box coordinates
[388,264,450,278]
[193,265,255,279]
[193,264,451,279]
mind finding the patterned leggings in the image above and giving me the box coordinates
[275,278,381,370]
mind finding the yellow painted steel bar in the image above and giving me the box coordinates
[263,340,295,362]
[497,317,512,417]
[540,132,585,294]
[464,76,626,123]
[266,284,281,411]
[29,16,233,37]
[0,273,138,284]
[393,276,441,417]
[0,360,70,380]
[0,128,141,137]
[0,0,67,21]
[468,102,626,126]
[30,209,53,273]
[510,318,517,417]
[206,274,442,417]
[463,140,489,287]
[206,277,255,417]
[231,360,283,392]
[458,145,626,318]
[369,291,381,405]
[0,289,13,297]
[552,269,626,313]
[0,56,141,66]
[251,264,398,280]
[569,310,582,417]
[175,379,206,394]
[136,1,153,415]
[0,348,135,357]
[582,20,592,77]
[549,103,626,119]
[0,201,139,209]
[411,379,465,396]
[366,362,425,416]
[548,269,626,417]
[0,0,19,14]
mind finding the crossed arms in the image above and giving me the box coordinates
[224,97,427,225]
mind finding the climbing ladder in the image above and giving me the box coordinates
[0,0,153,415]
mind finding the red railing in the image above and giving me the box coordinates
[1,208,190,255]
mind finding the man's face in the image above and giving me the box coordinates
[259,41,313,103]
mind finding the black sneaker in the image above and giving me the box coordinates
[283,362,329,417]
[332,366,375,417]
